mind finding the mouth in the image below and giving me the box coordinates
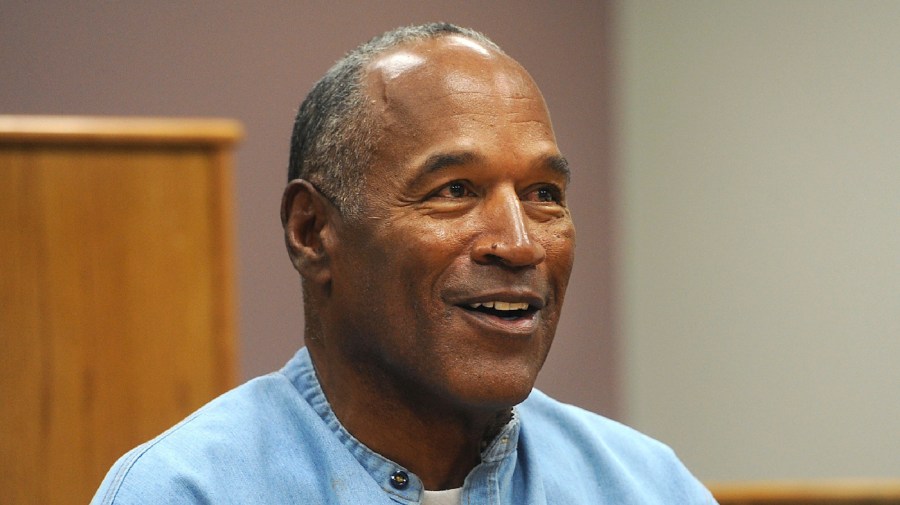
[445,286,546,334]
[461,300,539,321]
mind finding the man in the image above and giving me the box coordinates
[93,23,715,504]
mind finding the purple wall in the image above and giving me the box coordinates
[1,1,619,417]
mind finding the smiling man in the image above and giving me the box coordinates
[92,23,715,504]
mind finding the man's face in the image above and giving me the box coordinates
[323,36,575,413]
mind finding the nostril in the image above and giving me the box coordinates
[473,240,545,268]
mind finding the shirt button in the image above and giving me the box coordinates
[389,470,410,490]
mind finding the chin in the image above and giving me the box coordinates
[441,363,541,413]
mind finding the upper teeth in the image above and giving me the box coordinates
[468,301,529,311]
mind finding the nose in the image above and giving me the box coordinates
[471,189,546,268]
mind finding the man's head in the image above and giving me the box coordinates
[282,23,575,418]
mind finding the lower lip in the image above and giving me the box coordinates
[456,307,539,336]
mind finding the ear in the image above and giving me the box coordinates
[281,179,335,286]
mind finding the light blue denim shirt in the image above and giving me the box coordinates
[92,347,716,504]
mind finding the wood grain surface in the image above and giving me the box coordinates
[0,116,241,504]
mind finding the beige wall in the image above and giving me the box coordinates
[617,0,900,480]
[1,2,618,415]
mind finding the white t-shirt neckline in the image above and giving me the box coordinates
[421,487,462,505]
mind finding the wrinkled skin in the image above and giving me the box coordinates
[283,35,575,490]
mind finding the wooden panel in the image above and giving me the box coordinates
[0,115,242,145]
[710,480,900,505]
[0,117,241,505]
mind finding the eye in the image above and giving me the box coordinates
[434,181,475,199]
[525,185,564,204]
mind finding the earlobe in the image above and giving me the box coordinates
[281,180,333,285]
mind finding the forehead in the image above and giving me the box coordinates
[366,35,536,100]
[362,35,556,149]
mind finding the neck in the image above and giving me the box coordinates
[308,344,512,490]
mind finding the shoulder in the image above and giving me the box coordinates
[517,389,716,503]
[519,388,667,457]
[91,372,323,504]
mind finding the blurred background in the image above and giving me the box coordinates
[2,0,898,484]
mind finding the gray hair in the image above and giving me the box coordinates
[287,22,503,218]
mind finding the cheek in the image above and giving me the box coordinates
[389,219,470,263]
[374,220,468,302]
[540,221,576,274]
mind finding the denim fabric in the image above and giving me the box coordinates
[92,347,716,504]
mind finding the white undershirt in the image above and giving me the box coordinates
[421,487,462,505]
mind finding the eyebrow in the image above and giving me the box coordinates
[545,154,571,183]
[420,151,481,174]
[419,150,570,182]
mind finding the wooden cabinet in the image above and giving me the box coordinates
[0,116,241,504]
